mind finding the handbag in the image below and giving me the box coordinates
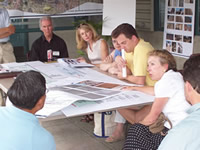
[93,111,117,138]
[149,112,172,135]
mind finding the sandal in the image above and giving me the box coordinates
[105,134,125,143]
[80,114,94,123]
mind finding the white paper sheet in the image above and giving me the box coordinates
[37,80,129,117]
[62,90,154,117]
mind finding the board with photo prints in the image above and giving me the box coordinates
[163,0,195,58]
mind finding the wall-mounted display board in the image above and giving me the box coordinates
[102,0,136,36]
[163,0,195,58]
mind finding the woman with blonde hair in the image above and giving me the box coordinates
[76,23,109,65]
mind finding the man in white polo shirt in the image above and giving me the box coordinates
[0,7,16,64]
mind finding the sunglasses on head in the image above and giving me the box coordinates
[77,23,88,28]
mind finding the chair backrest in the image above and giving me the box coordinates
[13,46,27,62]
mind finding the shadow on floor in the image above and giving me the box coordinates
[41,116,125,150]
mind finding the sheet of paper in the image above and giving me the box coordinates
[46,62,87,78]
[32,63,69,79]
[76,68,131,85]
[25,61,45,67]
[61,90,154,117]
[37,80,130,117]
[2,60,146,118]
[36,90,79,117]
[1,62,33,72]
[58,58,94,68]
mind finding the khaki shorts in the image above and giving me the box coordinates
[0,42,16,63]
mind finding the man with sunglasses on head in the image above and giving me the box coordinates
[0,71,56,150]
[29,16,69,62]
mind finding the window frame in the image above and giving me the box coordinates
[154,0,165,31]
[195,0,200,35]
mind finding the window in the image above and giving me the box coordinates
[195,0,200,35]
[10,15,102,56]
[154,0,165,31]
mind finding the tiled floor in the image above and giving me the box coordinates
[41,116,125,150]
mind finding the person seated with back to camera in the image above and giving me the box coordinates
[0,70,56,150]
[76,23,109,66]
[158,54,200,150]
[100,37,121,74]
[29,16,69,62]
[122,50,191,150]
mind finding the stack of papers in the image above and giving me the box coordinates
[57,58,94,68]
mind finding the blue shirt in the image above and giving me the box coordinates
[113,49,121,60]
[0,105,56,150]
[158,103,200,150]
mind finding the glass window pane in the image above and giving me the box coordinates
[159,0,165,29]
[199,1,200,33]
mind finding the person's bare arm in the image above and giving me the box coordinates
[103,50,116,63]
[114,57,146,85]
[118,73,146,85]
[122,86,154,95]
[127,75,146,85]
[140,97,169,125]
[115,55,124,69]
[0,25,15,38]
[100,39,109,61]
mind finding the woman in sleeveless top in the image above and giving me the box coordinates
[76,23,109,122]
[76,23,109,65]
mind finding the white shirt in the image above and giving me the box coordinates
[0,8,10,42]
[87,39,102,64]
[154,70,191,128]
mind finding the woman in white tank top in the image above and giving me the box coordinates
[76,23,109,65]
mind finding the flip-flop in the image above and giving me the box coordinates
[80,115,94,123]
[105,134,125,143]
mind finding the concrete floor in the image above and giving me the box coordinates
[41,116,125,150]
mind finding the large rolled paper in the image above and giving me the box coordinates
[121,49,127,78]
